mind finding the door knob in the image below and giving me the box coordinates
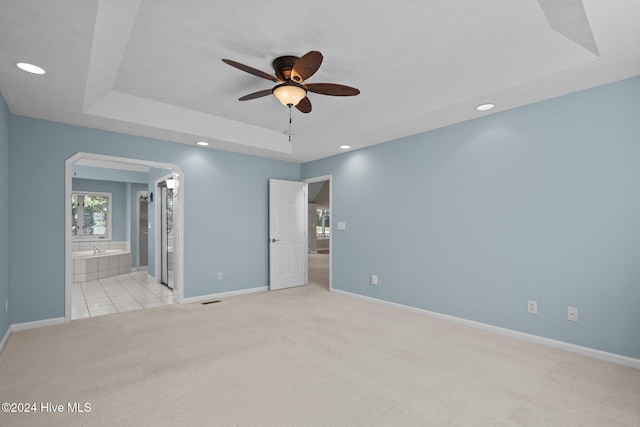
[271,238,280,243]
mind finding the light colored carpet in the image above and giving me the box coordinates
[1,254,639,426]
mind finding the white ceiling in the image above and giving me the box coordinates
[1,0,639,163]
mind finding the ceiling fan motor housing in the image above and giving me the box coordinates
[272,55,300,81]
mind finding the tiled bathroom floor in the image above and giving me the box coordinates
[72,271,173,319]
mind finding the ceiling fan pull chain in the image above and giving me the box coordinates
[288,105,293,142]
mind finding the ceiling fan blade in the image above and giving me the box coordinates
[295,97,312,113]
[290,51,323,83]
[222,59,280,82]
[305,83,360,96]
[238,89,273,101]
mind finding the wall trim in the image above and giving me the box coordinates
[182,286,268,304]
[0,327,10,353]
[0,317,65,354]
[331,289,640,370]
[10,317,66,332]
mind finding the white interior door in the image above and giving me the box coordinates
[269,179,308,290]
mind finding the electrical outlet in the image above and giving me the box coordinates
[528,300,538,314]
[567,307,578,322]
[370,275,378,285]
[217,272,223,280]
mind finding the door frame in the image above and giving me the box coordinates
[64,152,184,322]
[303,174,333,291]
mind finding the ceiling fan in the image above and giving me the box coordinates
[222,51,360,113]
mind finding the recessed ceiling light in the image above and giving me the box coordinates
[16,62,46,75]
[339,145,351,150]
[196,141,209,146]
[476,103,495,111]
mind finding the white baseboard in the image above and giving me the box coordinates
[0,326,10,353]
[0,317,66,355]
[182,286,268,304]
[11,317,66,332]
[331,289,640,370]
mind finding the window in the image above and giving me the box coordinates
[316,208,330,239]
[72,192,112,240]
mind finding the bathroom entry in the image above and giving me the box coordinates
[158,179,175,289]
[65,153,185,322]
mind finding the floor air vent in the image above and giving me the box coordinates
[201,300,221,305]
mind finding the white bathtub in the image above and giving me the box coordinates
[72,249,129,258]
[72,249,132,283]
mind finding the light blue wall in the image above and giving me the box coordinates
[9,117,300,323]
[6,77,640,360]
[0,93,10,340]
[302,76,640,359]
[72,178,128,241]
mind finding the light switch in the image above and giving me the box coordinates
[337,221,346,230]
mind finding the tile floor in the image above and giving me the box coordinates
[72,271,173,319]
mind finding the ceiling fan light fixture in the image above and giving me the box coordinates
[272,83,307,106]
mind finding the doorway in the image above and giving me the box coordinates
[304,175,332,291]
[64,153,184,322]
